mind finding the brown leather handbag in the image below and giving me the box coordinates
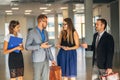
[49,66,62,80]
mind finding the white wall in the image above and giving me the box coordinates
[0,16,5,35]
[0,15,36,45]
[26,16,36,29]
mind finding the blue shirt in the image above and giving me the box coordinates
[36,27,45,42]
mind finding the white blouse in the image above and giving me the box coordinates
[4,33,23,42]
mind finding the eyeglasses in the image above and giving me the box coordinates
[63,23,67,26]
[42,20,47,23]
[41,18,48,23]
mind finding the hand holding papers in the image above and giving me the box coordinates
[8,36,23,53]
[40,42,53,48]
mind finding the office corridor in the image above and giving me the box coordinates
[0,47,119,80]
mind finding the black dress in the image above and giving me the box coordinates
[57,30,77,77]
[9,51,24,78]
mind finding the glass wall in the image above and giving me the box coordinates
[46,15,55,39]
[74,13,85,39]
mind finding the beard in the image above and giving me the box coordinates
[43,26,46,29]
[42,24,47,29]
[95,27,98,31]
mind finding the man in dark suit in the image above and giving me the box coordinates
[82,18,114,80]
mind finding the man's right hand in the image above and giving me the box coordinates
[40,42,51,48]
[51,60,56,66]
[81,43,88,48]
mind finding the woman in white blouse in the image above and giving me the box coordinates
[3,20,24,80]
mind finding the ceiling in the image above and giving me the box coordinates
[0,0,116,5]
[0,0,116,16]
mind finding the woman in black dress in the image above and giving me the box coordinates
[56,18,79,80]
[3,20,24,80]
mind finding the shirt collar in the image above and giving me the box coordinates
[36,27,44,32]
[98,30,105,37]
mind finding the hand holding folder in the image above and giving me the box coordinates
[8,36,23,53]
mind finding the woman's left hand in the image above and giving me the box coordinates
[62,46,70,50]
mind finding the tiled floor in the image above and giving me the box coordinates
[0,47,119,80]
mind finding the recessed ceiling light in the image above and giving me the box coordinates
[42,12,47,14]
[24,13,31,15]
[75,4,84,10]
[46,4,51,6]
[60,7,68,10]
[11,7,19,10]
[80,7,84,9]
[40,7,47,10]
[25,10,32,13]
[73,9,76,12]
[44,10,51,12]
[6,13,13,15]
[76,10,84,13]
[5,10,12,13]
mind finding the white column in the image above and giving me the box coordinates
[62,3,74,21]
[84,0,93,79]
[84,0,93,57]
[68,3,74,21]
[85,0,93,44]
[54,12,58,60]
[118,0,120,52]
[54,13,58,45]
[119,0,120,69]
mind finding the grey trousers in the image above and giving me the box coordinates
[92,64,106,80]
[33,61,49,80]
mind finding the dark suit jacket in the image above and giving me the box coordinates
[87,31,114,69]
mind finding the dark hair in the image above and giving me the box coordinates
[61,18,75,44]
[64,18,75,31]
[37,14,47,22]
[9,20,19,34]
[97,18,107,29]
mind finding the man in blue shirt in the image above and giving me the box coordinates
[25,14,56,80]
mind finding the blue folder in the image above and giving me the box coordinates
[8,36,23,53]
